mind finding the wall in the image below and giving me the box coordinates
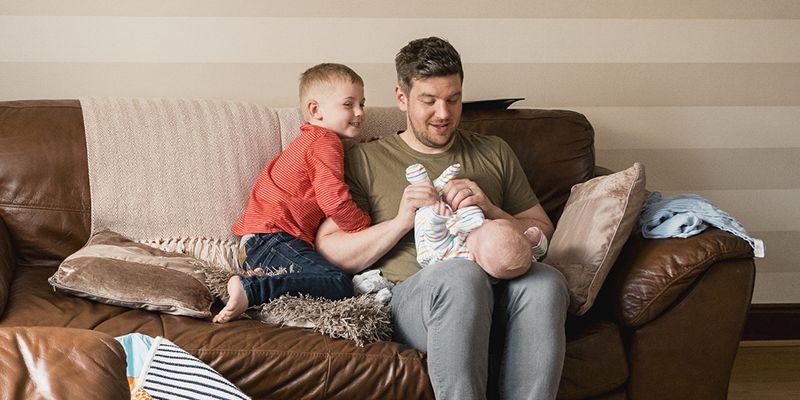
[1,1,797,303]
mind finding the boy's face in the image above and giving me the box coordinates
[309,80,365,139]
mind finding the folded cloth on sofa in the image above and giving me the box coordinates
[116,333,155,384]
[116,333,250,400]
[79,96,303,271]
[639,192,765,257]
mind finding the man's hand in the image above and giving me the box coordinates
[397,183,438,229]
[443,178,496,213]
[443,179,555,240]
[432,200,452,216]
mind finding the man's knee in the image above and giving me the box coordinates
[511,262,570,310]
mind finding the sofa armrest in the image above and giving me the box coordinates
[609,229,754,327]
[0,216,14,317]
[0,327,130,399]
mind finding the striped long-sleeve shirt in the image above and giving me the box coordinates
[232,123,370,246]
[415,205,485,268]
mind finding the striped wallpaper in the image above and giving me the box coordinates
[1,1,797,303]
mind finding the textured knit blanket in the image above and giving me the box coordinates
[80,97,406,271]
[80,97,301,271]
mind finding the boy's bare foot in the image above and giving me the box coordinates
[212,276,248,323]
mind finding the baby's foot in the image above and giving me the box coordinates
[212,276,248,323]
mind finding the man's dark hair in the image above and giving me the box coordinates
[395,37,463,94]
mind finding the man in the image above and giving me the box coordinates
[316,36,569,399]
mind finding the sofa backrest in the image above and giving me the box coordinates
[0,99,594,267]
[459,108,596,222]
[0,100,89,266]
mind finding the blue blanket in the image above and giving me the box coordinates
[639,192,764,257]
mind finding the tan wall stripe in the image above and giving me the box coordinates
[597,148,800,191]
[2,63,800,108]
[658,190,800,232]
[2,17,799,64]
[728,231,797,273]
[2,0,799,19]
[468,64,800,107]
[574,107,800,150]
[753,272,800,303]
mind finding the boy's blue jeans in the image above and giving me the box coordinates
[240,232,354,307]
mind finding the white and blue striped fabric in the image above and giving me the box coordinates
[137,337,250,400]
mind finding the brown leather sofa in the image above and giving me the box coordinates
[0,100,755,400]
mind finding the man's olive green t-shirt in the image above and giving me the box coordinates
[344,129,539,282]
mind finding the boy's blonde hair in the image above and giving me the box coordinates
[299,63,364,118]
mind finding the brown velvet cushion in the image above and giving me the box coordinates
[544,163,647,315]
[48,230,213,318]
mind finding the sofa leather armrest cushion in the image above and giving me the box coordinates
[0,216,14,317]
[609,228,754,327]
[0,327,130,399]
[48,229,214,318]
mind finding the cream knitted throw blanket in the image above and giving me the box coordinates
[80,97,303,271]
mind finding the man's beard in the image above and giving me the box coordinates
[410,120,455,149]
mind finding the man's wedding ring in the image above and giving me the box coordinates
[467,187,474,196]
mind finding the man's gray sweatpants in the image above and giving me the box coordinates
[390,260,569,400]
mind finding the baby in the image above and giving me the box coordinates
[406,163,547,280]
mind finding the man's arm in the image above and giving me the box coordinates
[316,183,438,274]
[495,203,554,240]
[316,217,407,274]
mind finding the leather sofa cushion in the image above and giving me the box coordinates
[0,326,129,400]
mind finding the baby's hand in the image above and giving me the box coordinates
[524,226,542,244]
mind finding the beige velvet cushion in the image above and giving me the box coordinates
[544,163,647,315]
[49,230,213,318]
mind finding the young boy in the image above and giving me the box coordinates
[407,163,548,280]
[213,63,370,323]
